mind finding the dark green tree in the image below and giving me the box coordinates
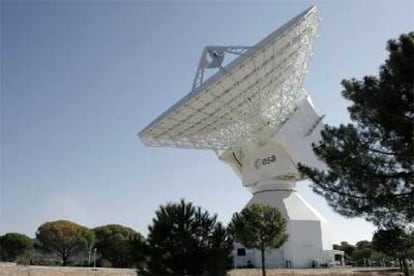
[35,220,95,266]
[93,224,145,268]
[0,233,33,262]
[299,32,414,227]
[352,248,372,266]
[370,250,392,266]
[205,223,234,276]
[372,227,414,276]
[145,199,232,275]
[333,241,356,263]
[352,240,373,265]
[228,204,288,276]
[355,240,372,250]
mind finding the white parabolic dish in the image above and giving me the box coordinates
[139,6,321,151]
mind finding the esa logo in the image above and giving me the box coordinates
[254,155,276,169]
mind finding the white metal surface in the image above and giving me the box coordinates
[219,97,326,186]
[139,6,321,150]
[231,188,334,268]
[218,97,332,268]
[139,6,339,268]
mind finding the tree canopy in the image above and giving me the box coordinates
[0,233,33,262]
[333,241,355,262]
[145,199,232,276]
[35,220,95,266]
[299,32,414,227]
[372,227,414,276]
[93,224,145,268]
[228,204,288,276]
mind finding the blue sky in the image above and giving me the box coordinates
[1,0,413,245]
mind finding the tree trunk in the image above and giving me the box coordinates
[401,256,409,276]
[62,252,68,266]
[260,246,266,276]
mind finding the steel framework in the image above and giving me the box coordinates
[139,6,321,151]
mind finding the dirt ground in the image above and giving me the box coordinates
[0,263,136,276]
[228,267,404,276]
[0,263,406,276]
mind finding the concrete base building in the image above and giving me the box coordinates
[220,98,345,268]
[231,189,344,268]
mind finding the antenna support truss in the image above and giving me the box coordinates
[192,46,253,91]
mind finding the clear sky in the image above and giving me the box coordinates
[1,0,413,245]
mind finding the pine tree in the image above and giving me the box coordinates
[299,32,414,227]
[145,200,232,275]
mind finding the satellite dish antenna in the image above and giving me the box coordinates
[139,6,343,268]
